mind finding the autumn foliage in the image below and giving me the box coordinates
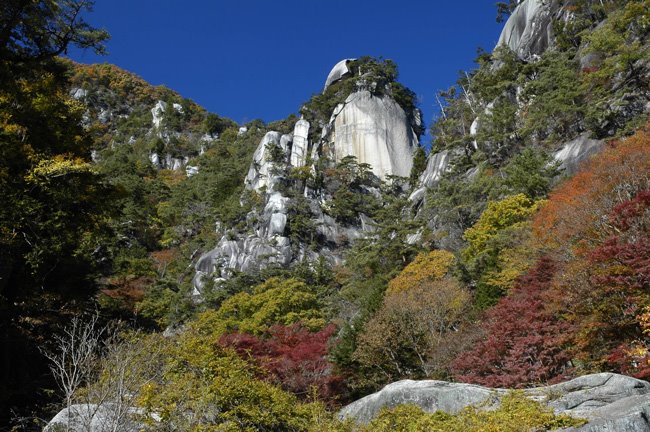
[558,189,650,378]
[386,250,455,294]
[533,124,650,249]
[452,258,573,387]
[219,323,343,402]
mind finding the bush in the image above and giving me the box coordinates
[362,391,585,432]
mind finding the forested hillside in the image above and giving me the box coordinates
[1,0,649,431]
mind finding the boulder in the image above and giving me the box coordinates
[44,403,145,432]
[339,373,650,431]
[329,90,417,180]
[323,58,355,91]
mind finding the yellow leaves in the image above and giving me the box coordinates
[387,250,455,295]
[640,306,650,336]
[25,154,95,184]
[192,277,325,337]
[463,194,541,262]
[363,392,586,432]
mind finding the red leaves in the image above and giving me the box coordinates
[219,323,343,402]
[451,258,573,388]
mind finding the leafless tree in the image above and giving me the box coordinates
[42,315,104,431]
[42,316,163,431]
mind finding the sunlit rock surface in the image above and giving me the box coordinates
[339,373,650,431]
[554,133,604,174]
[290,118,310,167]
[244,131,284,192]
[323,58,355,91]
[497,0,554,59]
[44,404,146,432]
[409,150,451,203]
[329,90,416,179]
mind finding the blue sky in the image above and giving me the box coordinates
[68,1,504,132]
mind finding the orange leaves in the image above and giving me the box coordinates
[533,123,650,250]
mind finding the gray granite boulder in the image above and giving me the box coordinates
[340,373,650,431]
[44,403,145,432]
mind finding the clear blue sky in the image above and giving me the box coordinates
[68,1,504,130]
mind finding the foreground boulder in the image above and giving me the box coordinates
[44,403,146,432]
[339,373,650,431]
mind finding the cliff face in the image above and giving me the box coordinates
[413,0,650,247]
[68,62,220,175]
[329,90,416,179]
[192,59,420,293]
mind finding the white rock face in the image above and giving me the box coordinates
[151,100,167,129]
[554,133,604,174]
[245,131,283,192]
[193,234,293,292]
[149,152,160,168]
[409,150,451,202]
[324,58,355,91]
[340,373,650,430]
[419,150,451,188]
[329,90,417,179]
[238,126,248,136]
[290,118,310,167]
[497,0,553,59]
[71,88,88,100]
[186,165,199,177]
[172,102,183,113]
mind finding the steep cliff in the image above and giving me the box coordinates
[192,57,422,294]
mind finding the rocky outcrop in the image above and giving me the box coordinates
[339,373,650,431]
[554,133,604,175]
[244,131,287,192]
[496,0,560,60]
[192,60,421,293]
[323,58,355,91]
[409,150,451,203]
[290,118,310,167]
[327,90,417,180]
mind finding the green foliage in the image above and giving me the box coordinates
[194,277,325,336]
[0,0,109,62]
[325,156,380,225]
[425,166,500,240]
[581,0,650,136]
[362,392,586,432]
[502,148,561,199]
[409,146,427,187]
[203,112,237,135]
[520,51,584,143]
[462,194,541,308]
